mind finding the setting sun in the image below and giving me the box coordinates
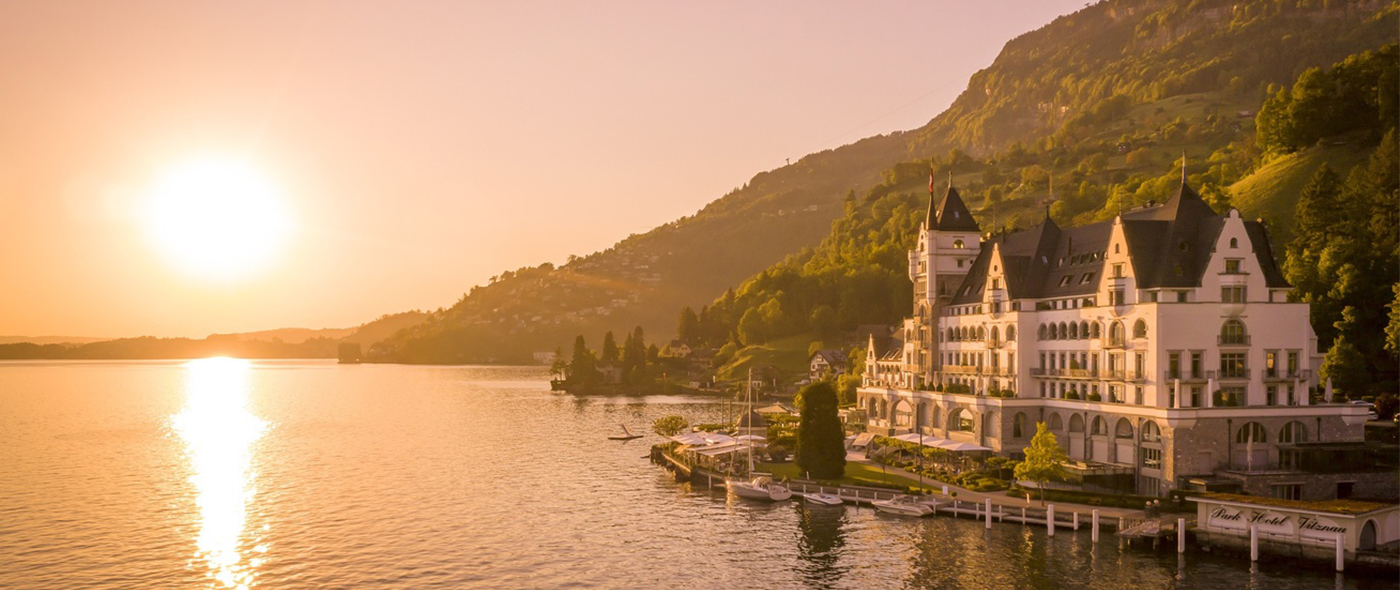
[143,157,292,281]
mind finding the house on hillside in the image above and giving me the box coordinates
[809,349,849,381]
[661,340,692,359]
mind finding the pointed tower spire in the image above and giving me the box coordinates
[925,165,938,228]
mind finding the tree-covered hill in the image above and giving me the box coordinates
[375,0,1397,365]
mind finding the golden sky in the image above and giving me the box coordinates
[0,0,1085,338]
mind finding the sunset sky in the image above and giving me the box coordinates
[0,0,1086,339]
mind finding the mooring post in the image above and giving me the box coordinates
[985,499,992,529]
[1091,509,1100,543]
[1177,518,1186,553]
[1335,532,1345,572]
[1073,511,1079,530]
[1250,525,1259,561]
[1047,504,1055,537]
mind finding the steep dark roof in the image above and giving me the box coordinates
[946,182,1286,304]
[810,349,849,365]
[926,186,981,232]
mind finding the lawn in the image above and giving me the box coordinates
[757,460,940,491]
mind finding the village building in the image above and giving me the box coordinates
[858,180,1388,499]
[808,349,849,381]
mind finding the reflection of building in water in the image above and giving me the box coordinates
[859,180,1395,500]
[173,358,267,589]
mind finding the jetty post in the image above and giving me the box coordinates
[1177,518,1186,553]
[1249,525,1259,561]
[1091,510,1100,543]
[1073,511,1079,530]
[1047,504,1055,536]
[1335,533,1344,572]
[985,499,992,529]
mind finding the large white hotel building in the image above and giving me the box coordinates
[858,181,1387,499]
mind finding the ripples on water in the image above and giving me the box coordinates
[0,360,1392,589]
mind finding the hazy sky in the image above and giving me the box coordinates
[0,1,1086,338]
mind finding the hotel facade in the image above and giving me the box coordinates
[858,181,1384,499]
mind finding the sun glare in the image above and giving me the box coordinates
[144,157,292,281]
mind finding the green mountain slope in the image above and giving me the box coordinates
[377,0,1397,365]
[1230,141,1373,244]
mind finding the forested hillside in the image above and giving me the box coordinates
[378,0,1397,365]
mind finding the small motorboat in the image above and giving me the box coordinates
[801,492,844,506]
[726,476,793,501]
[608,424,643,441]
[872,495,934,517]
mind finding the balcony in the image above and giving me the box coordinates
[942,365,982,375]
[1217,334,1251,346]
[1208,369,1252,380]
[1102,338,1126,350]
[1162,370,1208,382]
[1030,367,1099,379]
[1262,369,1312,382]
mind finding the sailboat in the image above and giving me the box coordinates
[726,368,792,502]
[608,424,642,441]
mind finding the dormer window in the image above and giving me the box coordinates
[953,239,965,249]
[1079,273,1094,284]
[1224,259,1243,274]
[1059,275,1073,287]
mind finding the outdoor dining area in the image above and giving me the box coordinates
[867,433,994,475]
[668,431,768,476]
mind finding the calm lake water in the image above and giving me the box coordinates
[0,360,1391,589]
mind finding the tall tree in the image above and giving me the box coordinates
[677,307,700,344]
[795,381,846,480]
[601,331,619,363]
[1015,422,1069,504]
[568,335,598,385]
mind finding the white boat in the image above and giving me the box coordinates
[801,492,844,506]
[727,476,793,502]
[872,495,934,517]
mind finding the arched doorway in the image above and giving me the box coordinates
[1361,520,1378,551]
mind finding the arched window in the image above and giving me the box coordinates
[1058,322,1068,341]
[1007,325,1017,342]
[1236,422,1267,444]
[949,408,973,432]
[1091,416,1108,436]
[1220,319,1247,345]
[953,239,965,249]
[990,326,1000,345]
[1038,324,1047,340]
[977,326,986,340]
[1133,319,1147,339]
[1141,421,1161,443]
[1069,322,1079,339]
[1049,413,1064,431]
[1091,322,1101,339]
[929,405,942,431]
[982,411,997,437]
[1229,237,1238,248]
[947,328,956,342]
[1279,421,1308,443]
[1114,418,1134,439]
[1068,414,1085,433]
[1109,321,1124,346]
[1080,321,1090,340]
[1013,412,1027,438]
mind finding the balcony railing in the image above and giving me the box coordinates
[942,365,982,375]
[1208,369,1252,380]
[1102,338,1126,350]
[1218,334,1251,346]
[1262,369,1312,381]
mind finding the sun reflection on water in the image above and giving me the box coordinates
[173,358,267,589]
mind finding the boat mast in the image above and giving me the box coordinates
[746,366,754,477]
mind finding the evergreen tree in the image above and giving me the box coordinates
[1014,422,1069,504]
[622,326,646,384]
[677,307,700,344]
[601,331,619,363]
[795,381,846,480]
[1387,284,1400,358]
[568,335,598,385]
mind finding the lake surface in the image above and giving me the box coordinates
[0,360,1390,589]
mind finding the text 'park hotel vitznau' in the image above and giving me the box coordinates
[858,176,1392,501]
